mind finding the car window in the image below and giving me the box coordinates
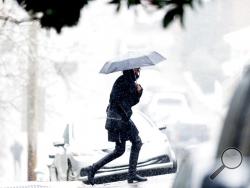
[152,95,190,113]
[217,71,250,157]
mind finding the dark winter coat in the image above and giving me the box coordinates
[105,70,143,142]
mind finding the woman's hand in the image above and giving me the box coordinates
[136,83,143,95]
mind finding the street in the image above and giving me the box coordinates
[80,174,176,188]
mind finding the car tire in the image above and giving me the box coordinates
[66,160,75,181]
[172,158,178,173]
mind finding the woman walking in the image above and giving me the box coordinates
[85,68,147,185]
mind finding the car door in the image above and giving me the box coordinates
[217,68,250,157]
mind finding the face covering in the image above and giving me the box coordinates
[134,72,140,80]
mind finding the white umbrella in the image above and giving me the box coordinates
[99,51,166,74]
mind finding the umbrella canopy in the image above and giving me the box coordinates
[99,51,166,74]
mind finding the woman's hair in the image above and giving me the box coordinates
[123,69,136,81]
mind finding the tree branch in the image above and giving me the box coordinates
[0,15,39,24]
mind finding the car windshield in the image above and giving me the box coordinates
[73,118,110,150]
[168,122,209,143]
[131,112,162,142]
[152,94,190,115]
[72,111,164,150]
[157,98,183,106]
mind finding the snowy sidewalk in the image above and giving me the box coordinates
[0,174,176,188]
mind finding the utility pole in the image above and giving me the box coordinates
[26,22,38,181]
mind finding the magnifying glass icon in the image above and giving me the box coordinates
[210,147,243,180]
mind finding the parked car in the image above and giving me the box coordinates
[165,114,210,147]
[172,66,250,188]
[48,110,177,184]
[145,92,192,129]
[163,114,210,166]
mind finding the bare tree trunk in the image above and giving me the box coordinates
[27,22,38,181]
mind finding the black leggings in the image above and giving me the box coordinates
[92,135,142,176]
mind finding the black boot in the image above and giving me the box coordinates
[85,165,95,185]
[128,136,144,183]
[85,142,126,185]
[128,174,147,183]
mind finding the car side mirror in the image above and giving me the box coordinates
[159,126,167,131]
[53,141,65,147]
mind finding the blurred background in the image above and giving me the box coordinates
[0,0,250,182]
